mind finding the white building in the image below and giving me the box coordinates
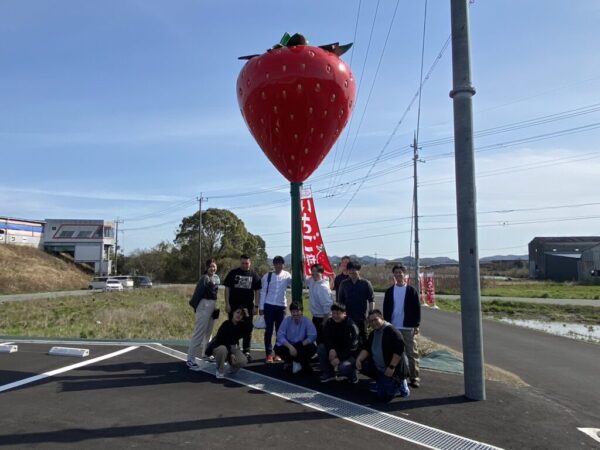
[0,217,45,247]
[42,219,115,275]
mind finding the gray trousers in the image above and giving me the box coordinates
[213,345,247,373]
[400,329,420,381]
[187,299,217,361]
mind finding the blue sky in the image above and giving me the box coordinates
[2,1,600,260]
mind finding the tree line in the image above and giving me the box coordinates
[118,208,269,282]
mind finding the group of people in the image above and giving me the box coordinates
[185,254,421,402]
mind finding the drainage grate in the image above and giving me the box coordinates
[148,344,501,450]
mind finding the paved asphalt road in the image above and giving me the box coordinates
[409,306,600,424]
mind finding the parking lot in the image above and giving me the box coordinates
[0,339,595,449]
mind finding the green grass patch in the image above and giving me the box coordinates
[438,282,600,299]
[435,298,600,325]
[0,288,315,344]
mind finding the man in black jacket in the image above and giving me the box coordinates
[382,264,421,388]
[356,309,410,401]
[317,303,360,383]
[338,261,374,347]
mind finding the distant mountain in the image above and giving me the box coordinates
[281,253,525,266]
[480,254,528,262]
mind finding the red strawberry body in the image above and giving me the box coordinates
[237,45,356,182]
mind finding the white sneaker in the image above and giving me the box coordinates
[292,361,302,374]
[215,370,225,379]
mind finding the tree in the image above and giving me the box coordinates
[174,208,268,280]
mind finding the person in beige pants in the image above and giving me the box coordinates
[187,259,220,371]
[207,307,249,378]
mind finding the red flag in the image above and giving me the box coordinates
[300,192,334,277]
[420,272,436,306]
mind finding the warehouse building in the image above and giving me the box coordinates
[528,236,600,282]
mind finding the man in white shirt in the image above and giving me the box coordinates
[259,255,292,363]
[382,264,421,388]
[306,263,333,344]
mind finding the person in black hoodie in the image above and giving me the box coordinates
[356,309,410,402]
[382,264,421,388]
[205,306,249,379]
[317,303,360,383]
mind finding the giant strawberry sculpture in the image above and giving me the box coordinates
[237,33,356,304]
[237,33,356,182]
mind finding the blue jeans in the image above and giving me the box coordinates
[361,358,409,401]
[263,303,286,356]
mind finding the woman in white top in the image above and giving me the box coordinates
[306,263,333,345]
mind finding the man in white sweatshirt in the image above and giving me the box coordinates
[259,255,292,363]
[306,263,333,345]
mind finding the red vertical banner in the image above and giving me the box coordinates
[420,272,436,307]
[300,192,334,277]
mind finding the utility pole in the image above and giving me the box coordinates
[197,194,207,280]
[411,133,424,294]
[450,0,485,400]
[114,218,123,275]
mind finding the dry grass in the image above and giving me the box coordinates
[0,245,91,294]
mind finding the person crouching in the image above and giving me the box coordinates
[205,306,248,379]
[273,303,317,374]
[355,309,410,402]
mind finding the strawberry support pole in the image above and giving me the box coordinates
[290,181,304,305]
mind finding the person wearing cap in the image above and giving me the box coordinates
[259,255,292,363]
[317,303,360,383]
[274,303,317,374]
[337,260,375,347]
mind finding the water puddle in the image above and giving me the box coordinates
[497,318,599,343]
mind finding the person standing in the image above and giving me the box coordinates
[338,261,374,346]
[205,306,248,379]
[223,254,262,361]
[332,255,351,302]
[259,255,292,363]
[317,303,360,383]
[306,263,333,345]
[274,303,317,374]
[186,259,220,371]
[383,264,421,388]
[355,309,410,402]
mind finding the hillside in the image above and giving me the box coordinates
[0,245,91,294]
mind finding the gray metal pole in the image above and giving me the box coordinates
[114,218,120,275]
[412,134,420,295]
[449,0,486,401]
[198,195,203,280]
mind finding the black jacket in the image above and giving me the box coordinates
[189,275,218,311]
[382,284,420,328]
[322,317,359,360]
[366,323,409,379]
[205,320,246,356]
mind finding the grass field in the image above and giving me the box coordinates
[436,299,600,325]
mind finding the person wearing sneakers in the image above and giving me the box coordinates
[306,263,333,345]
[273,302,317,374]
[186,259,220,371]
[317,303,360,384]
[383,264,421,388]
[205,306,248,379]
[355,309,410,402]
[259,256,292,363]
[223,254,262,361]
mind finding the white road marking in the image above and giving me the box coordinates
[0,346,138,393]
[578,428,600,443]
[147,343,501,450]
